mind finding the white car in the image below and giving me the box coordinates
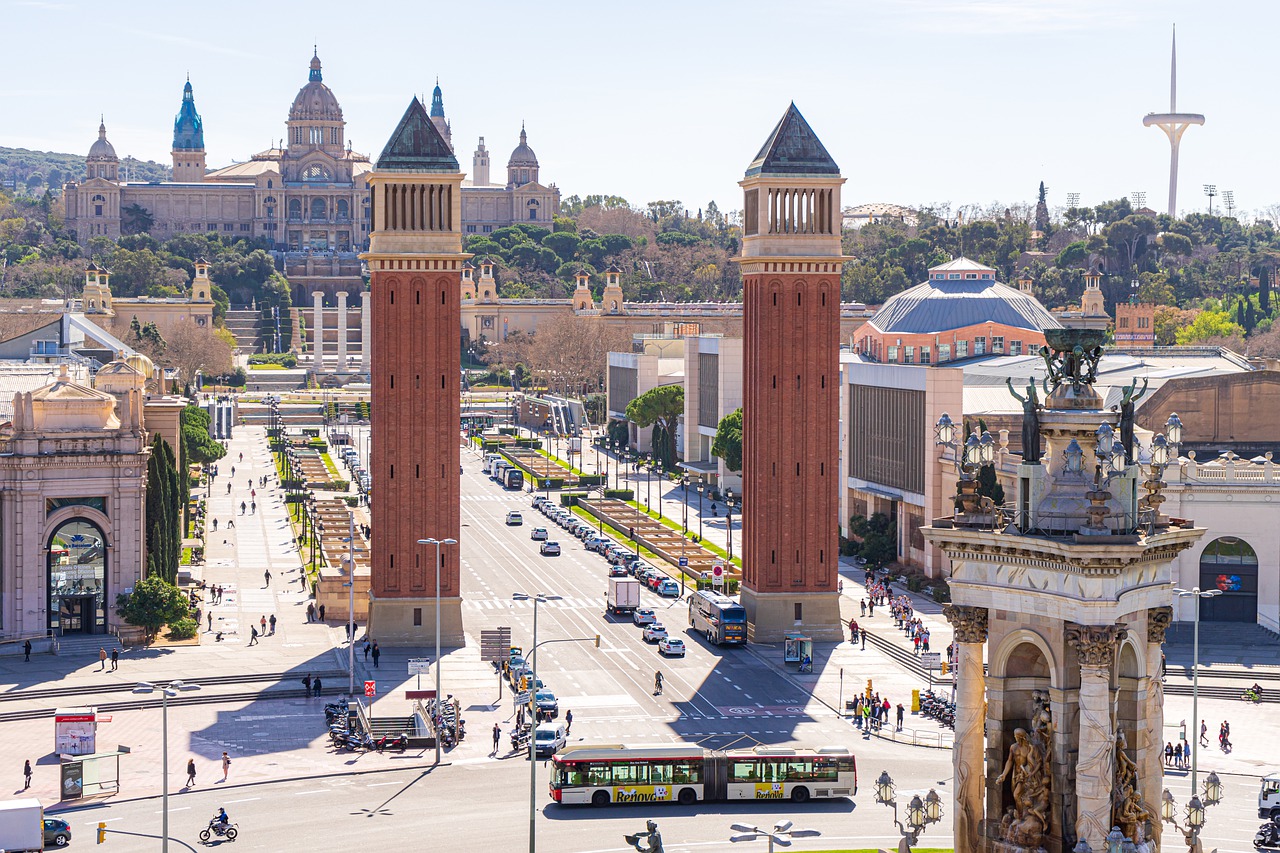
[530,527,549,541]
[642,623,668,643]
[534,722,567,756]
[658,637,686,657]
[506,511,523,526]
[632,608,656,626]
[540,541,561,556]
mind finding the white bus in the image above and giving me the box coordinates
[549,744,856,806]
[688,590,747,645]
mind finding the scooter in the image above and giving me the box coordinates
[375,734,409,752]
[1255,819,1280,850]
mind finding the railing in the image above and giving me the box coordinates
[943,504,1161,539]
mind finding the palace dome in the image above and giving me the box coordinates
[88,122,117,161]
[288,53,343,122]
[866,258,1062,335]
[507,126,538,168]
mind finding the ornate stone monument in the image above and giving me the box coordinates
[924,330,1203,853]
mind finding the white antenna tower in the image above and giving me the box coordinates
[1203,184,1217,215]
[1222,190,1235,218]
[1066,193,1081,209]
[1131,192,1147,209]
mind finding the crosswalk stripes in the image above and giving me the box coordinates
[462,595,606,611]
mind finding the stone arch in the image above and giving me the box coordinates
[1117,636,1143,680]
[46,507,112,636]
[1197,535,1259,622]
[991,628,1059,686]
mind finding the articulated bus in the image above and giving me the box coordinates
[688,590,747,645]
[549,744,856,806]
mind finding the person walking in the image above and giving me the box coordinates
[22,640,30,662]
[186,758,197,787]
[23,760,31,790]
[250,501,256,515]
[492,722,501,754]
[268,614,277,635]
[306,602,316,623]
[848,618,857,643]
[302,674,312,696]
[263,569,271,587]
[248,626,259,646]
[318,604,326,621]
[371,642,380,668]
[110,648,118,671]
[312,676,322,697]
[363,641,371,662]
[240,501,246,515]
[654,670,663,696]
[260,615,267,635]
[207,612,213,632]
[896,703,905,731]
[565,709,573,734]
[1200,719,1209,747]
[98,647,107,671]
[227,482,232,495]
[221,752,231,782]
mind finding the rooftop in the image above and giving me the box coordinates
[744,103,839,178]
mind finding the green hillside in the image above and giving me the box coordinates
[0,146,170,196]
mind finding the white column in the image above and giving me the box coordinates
[336,291,349,373]
[312,291,325,370]
[945,605,988,853]
[360,293,371,376]
[1069,624,1121,850]
[1143,608,1172,851]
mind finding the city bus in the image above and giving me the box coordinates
[549,744,856,806]
[688,590,747,645]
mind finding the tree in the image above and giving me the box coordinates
[710,407,743,472]
[1034,181,1049,233]
[155,319,233,384]
[1175,309,1244,345]
[849,513,897,568]
[625,384,684,470]
[977,464,1005,505]
[145,433,181,584]
[116,575,190,642]
[181,405,226,465]
[120,203,154,236]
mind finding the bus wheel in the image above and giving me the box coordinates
[592,790,610,806]
[678,787,697,806]
[791,786,810,804]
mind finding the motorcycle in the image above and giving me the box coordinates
[375,734,409,752]
[199,820,239,843]
[1254,820,1279,850]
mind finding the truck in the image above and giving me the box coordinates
[606,577,641,616]
[0,799,45,852]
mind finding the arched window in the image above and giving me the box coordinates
[302,163,331,182]
[267,179,273,188]
[310,198,327,220]
[1198,536,1259,623]
[336,199,350,219]
[288,199,302,219]
[48,518,108,634]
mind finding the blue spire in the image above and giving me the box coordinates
[430,79,445,118]
[309,49,323,82]
[172,78,204,150]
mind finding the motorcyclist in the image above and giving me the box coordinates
[211,808,230,830]
[654,670,663,695]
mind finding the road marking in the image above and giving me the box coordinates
[224,797,260,804]
[293,789,327,795]
[156,806,191,813]
[366,780,402,787]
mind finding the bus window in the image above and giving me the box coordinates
[612,763,649,786]
[561,766,586,786]
[585,763,611,787]
[730,761,757,782]
[650,762,673,785]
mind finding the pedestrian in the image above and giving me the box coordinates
[313,676,322,697]
[260,615,267,635]
[1165,742,1174,766]
[345,621,352,640]
[251,501,256,515]
[238,452,243,463]
[98,647,107,671]
[186,758,197,786]
[240,501,246,515]
[371,642,380,668]
[221,752,231,781]
[227,518,234,529]
[913,634,921,655]
[318,604,326,621]
[263,569,271,587]
[269,614,277,635]
[302,674,312,695]
[23,759,31,790]
[248,625,259,646]
[208,612,213,631]
[565,709,573,734]
[922,631,931,654]
[848,618,857,643]
[110,648,118,671]
[213,518,219,532]
[22,640,30,662]
[1199,719,1208,747]
[896,703,905,731]
[1161,652,1167,678]
[492,722,501,754]
[1173,741,1183,767]
[227,482,232,494]
[860,599,867,617]
[363,641,371,661]
[231,465,236,477]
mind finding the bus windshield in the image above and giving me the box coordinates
[721,605,746,623]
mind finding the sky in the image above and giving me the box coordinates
[3,0,1275,219]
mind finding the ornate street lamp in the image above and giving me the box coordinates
[935,414,996,517]
[1063,438,1086,475]
[873,771,942,853]
[1162,783,1223,853]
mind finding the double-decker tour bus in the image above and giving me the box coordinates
[549,744,856,806]
[688,590,747,645]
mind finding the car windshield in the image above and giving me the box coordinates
[536,730,557,740]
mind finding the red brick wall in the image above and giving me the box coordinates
[370,268,461,599]
[742,272,839,594]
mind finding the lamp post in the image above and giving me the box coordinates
[1161,773,1223,853]
[697,481,705,541]
[343,511,358,695]
[724,488,735,561]
[1173,586,1221,793]
[417,536,458,765]
[133,680,201,853]
[644,455,652,514]
[873,770,943,853]
[934,414,995,517]
[729,819,821,852]
[513,591,562,853]
[681,474,690,595]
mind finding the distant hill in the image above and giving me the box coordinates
[0,146,170,196]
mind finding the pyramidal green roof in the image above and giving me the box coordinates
[375,97,459,173]
[745,102,839,178]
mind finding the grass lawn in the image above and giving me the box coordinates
[180,546,193,566]
[570,505,701,585]
[249,363,287,370]
[320,451,341,480]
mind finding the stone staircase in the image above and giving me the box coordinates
[224,308,264,355]
[54,634,125,658]
[244,369,309,394]
[1165,621,1280,646]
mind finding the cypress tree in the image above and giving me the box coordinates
[145,434,181,583]
[1262,268,1272,315]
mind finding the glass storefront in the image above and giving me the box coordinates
[48,519,107,634]
[1198,536,1259,623]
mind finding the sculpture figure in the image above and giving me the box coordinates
[996,727,1052,848]
[1007,378,1043,464]
[624,820,665,853]
[1118,378,1149,464]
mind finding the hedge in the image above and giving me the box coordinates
[604,489,635,501]
[560,492,588,507]
[249,353,298,368]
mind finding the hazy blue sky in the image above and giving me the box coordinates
[4,0,1272,218]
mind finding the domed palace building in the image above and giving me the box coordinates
[854,258,1060,363]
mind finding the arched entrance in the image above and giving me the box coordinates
[1198,536,1258,622]
[48,519,108,634]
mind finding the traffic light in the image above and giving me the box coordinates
[97,822,106,844]
[941,661,950,674]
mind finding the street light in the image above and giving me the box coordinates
[729,819,821,853]
[697,481,705,541]
[1162,781,1223,853]
[873,770,944,853]
[342,511,359,694]
[513,591,562,853]
[418,536,458,765]
[724,488,735,561]
[1172,585,1221,794]
[133,680,201,853]
[680,474,690,595]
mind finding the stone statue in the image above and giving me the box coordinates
[624,820,665,853]
[1113,730,1159,852]
[1007,377,1043,464]
[1118,378,1149,464]
[996,727,1052,848]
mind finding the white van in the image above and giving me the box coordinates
[534,722,567,756]
[1260,773,1280,819]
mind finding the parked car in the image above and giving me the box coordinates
[530,527,549,541]
[658,637,686,657]
[642,623,668,643]
[585,537,609,553]
[608,565,629,578]
[632,608,656,626]
[506,511,523,526]
[535,689,560,717]
[540,541,561,556]
[532,496,550,510]
[657,579,680,597]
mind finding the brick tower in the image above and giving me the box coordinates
[739,104,846,641]
[361,97,468,644]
